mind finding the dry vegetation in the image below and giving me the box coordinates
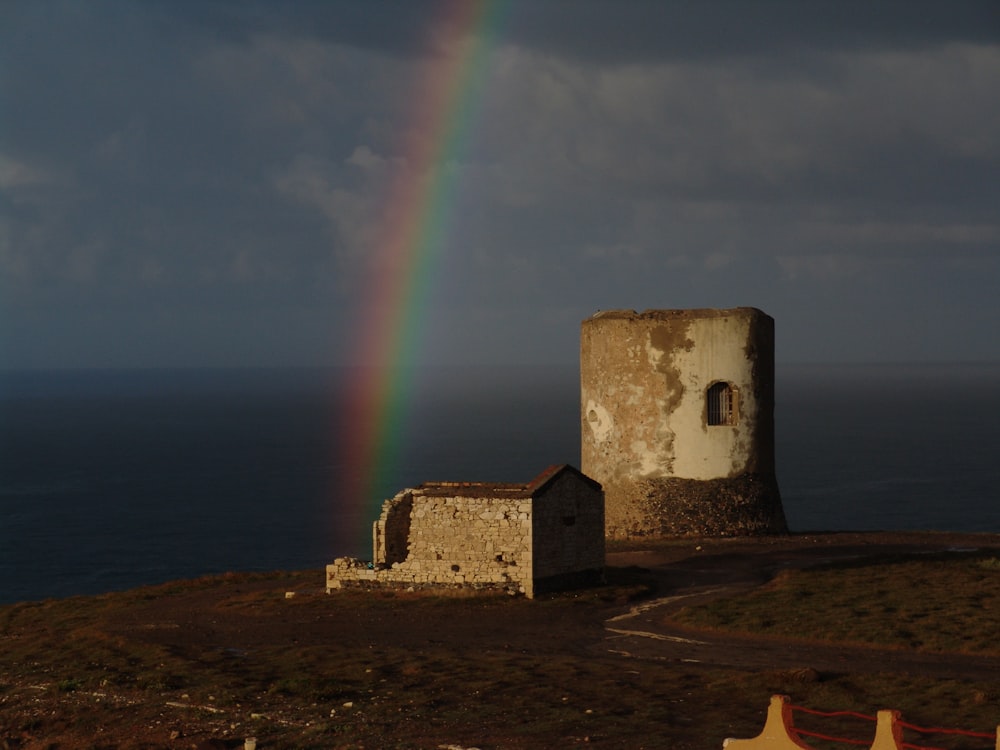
[1,538,999,749]
[671,551,1000,656]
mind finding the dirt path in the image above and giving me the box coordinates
[601,532,1000,680]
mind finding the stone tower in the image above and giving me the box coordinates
[580,308,787,538]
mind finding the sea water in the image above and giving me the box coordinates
[1,363,998,605]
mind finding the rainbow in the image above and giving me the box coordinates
[338,0,507,550]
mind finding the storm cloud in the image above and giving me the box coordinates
[2,1,998,367]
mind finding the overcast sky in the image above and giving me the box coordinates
[2,0,999,369]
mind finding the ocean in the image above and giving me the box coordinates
[1,363,998,606]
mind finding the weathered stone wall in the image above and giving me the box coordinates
[628,474,786,536]
[327,468,606,598]
[531,472,605,592]
[581,308,786,538]
[328,490,535,596]
[374,491,412,565]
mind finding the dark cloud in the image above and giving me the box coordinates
[505,0,1000,62]
[1,1,998,368]
[146,0,478,57]
[149,0,1000,61]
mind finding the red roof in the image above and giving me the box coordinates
[413,464,600,499]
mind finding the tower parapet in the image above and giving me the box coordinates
[581,308,787,537]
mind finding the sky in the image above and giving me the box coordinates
[2,0,999,370]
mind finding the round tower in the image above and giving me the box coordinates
[580,308,787,538]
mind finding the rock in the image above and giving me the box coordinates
[786,667,821,683]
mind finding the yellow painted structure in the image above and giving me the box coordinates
[724,695,1000,750]
[869,711,904,750]
[723,696,812,750]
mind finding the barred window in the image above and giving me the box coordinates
[707,382,737,426]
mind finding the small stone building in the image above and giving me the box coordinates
[581,308,787,538]
[326,465,604,598]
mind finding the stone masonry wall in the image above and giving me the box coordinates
[374,491,412,565]
[581,308,786,539]
[327,490,536,597]
[531,472,605,591]
[627,474,786,537]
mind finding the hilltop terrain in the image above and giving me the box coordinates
[2,531,998,749]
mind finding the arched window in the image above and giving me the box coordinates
[707,382,737,426]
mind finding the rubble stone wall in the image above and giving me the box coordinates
[374,491,412,565]
[618,473,786,537]
[327,490,536,597]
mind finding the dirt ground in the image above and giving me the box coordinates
[2,531,999,749]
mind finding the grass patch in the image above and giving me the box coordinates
[672,550,1000,655]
